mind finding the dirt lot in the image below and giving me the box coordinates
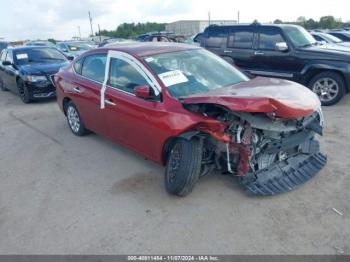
[0,90,349,255]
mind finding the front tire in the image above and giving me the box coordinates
[308,72,346,106]
[65,101,88,136]
[165,139,202,197]
[17,80,32,103]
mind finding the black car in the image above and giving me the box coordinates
[200,23,350,105]
[311,32,350,47]
[0,46,70,103]
[328,31,350,42]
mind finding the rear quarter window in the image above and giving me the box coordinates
[205,27,229,48]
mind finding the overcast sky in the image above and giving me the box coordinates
[0,0,349,41]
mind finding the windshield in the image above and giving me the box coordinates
[284,26,316,48]
[67,42,91,51]
[144,49,249,98]
[322,33,342,43]
[14,48,67,65]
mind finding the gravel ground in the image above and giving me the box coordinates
[0,90,349,255]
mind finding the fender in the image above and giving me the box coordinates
[300,60,350,89]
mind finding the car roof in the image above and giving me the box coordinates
[7,46,57,52]
[205,23,302,30]
[97,42,200,57]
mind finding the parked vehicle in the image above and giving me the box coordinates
[56,41,93,58]
[0,41,9,52]
[55,43,326,197]
[327,31,350,42]
[98,38,130,47]
[310,32,350,47]
[200,23,350,105]
[0,46,70,103]
[25,41,56,47]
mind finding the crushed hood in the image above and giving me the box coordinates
[182,77,321,119]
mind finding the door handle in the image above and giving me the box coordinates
[73,87,82,93]
[254,51,265,56]
[224,50,232,53]
[104,99,116,106]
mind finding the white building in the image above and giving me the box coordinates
[166,20,237,36]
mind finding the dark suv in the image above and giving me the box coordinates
[201,23,350,105]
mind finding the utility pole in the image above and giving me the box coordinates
[98,24,102,43]
[237,11,240,24]
[77,26,81,39]
[88,11,94,37]
[208,10,211,26]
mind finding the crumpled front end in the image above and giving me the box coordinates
[184,103,327,196]
[227,111,327,195]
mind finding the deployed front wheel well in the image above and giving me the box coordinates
[304,68,348,92]
[162,132,201,165]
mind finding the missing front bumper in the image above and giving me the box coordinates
[240,151,327,196]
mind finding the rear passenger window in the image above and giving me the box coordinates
[227,30,254,49]
[258,29,285,50]
[108,58,148,94]
[81,54,107,83]
[205,27,229,48]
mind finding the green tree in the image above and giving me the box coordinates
[47,38,56,44]
[98,22,166,39]
[273,19,283,24]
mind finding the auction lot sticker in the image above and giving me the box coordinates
[158,70,188,87]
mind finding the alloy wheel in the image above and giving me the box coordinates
[312,77,339,103]
[67,106,81,133]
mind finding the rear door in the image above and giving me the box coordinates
[203,26,230,58]
[224,27,256,69]
[68,53,109,136]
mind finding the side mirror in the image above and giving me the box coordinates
[2,61,12,66]
[135,85,151,99]
[67,55,74,61]
[275,42,289,52]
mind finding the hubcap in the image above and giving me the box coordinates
[312,77,339,102]
[167,145,182,184]
[67,106,80,133]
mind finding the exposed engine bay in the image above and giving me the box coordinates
[184,103,327,195]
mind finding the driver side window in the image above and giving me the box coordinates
[108,58,148,94]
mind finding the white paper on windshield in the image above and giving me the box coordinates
[16,53,28,60]
[145,57,154,63]
[158,70,188,87]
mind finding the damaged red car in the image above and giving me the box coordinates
[55,43,327,196]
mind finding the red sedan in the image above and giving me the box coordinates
[55,42,326,196]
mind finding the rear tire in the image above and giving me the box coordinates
[17,80,32,103]
[0,77,8,91]
[65,101,88,136]
[165,138,202,197]
[308,71,345,106]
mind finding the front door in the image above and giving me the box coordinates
[101,55,164,160]
[251,27,299,79]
